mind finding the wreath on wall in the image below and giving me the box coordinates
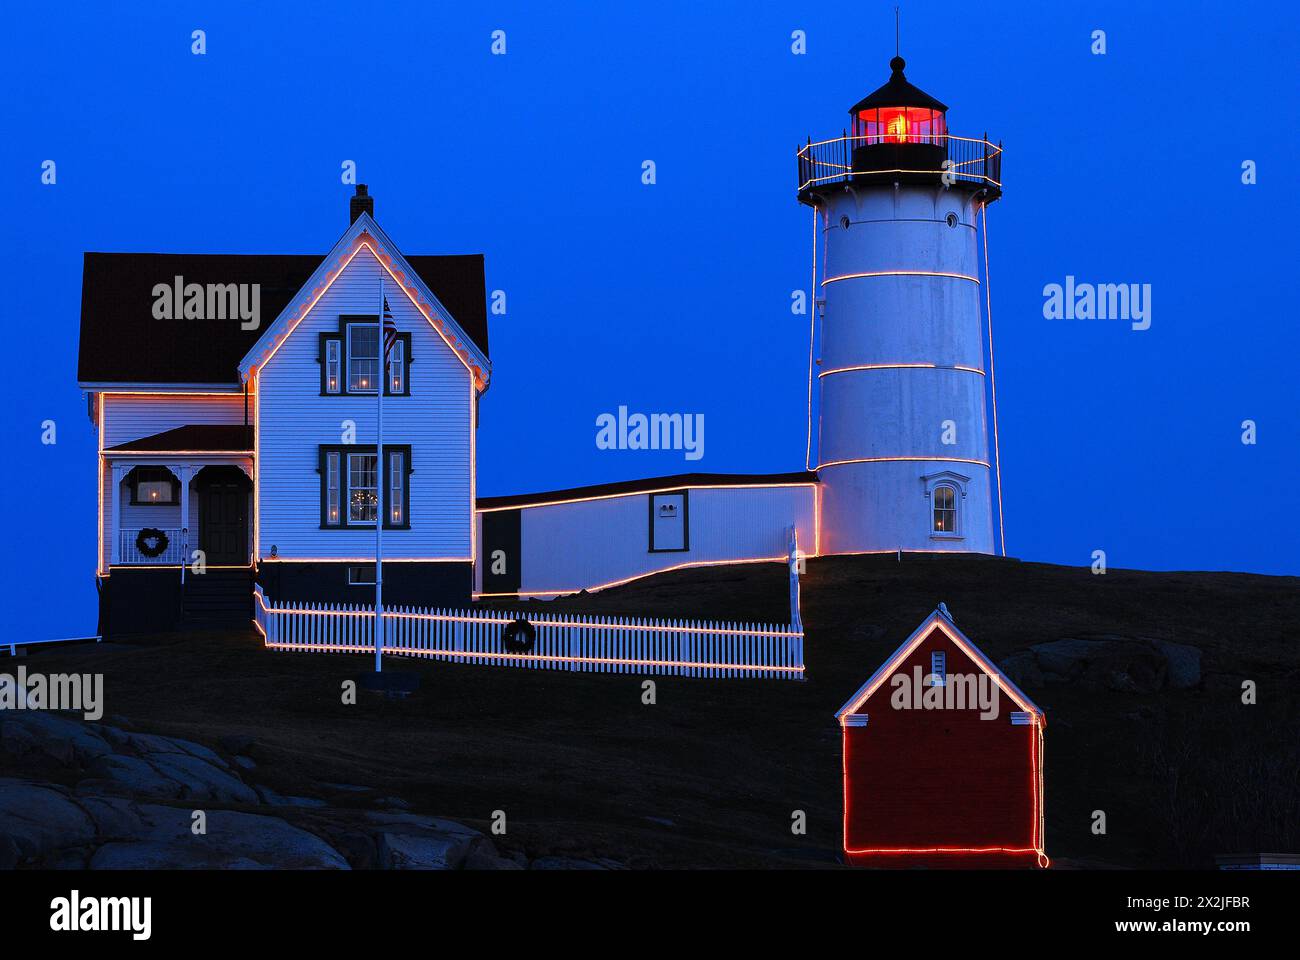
[502,618,536,654]
[135,527,170,559]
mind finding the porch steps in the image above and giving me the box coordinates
[182,568,253,627]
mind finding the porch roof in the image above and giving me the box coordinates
[106,424,254,453]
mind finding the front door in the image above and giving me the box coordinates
[200,482,248,564]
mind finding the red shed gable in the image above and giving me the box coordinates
[835,608,1043,724]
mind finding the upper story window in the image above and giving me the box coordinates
[321,316,411,397]
[348,323,379,393]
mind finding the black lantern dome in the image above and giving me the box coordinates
[850,57,948,122]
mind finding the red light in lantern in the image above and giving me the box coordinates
[886,110,909,143]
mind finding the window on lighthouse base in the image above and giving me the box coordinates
[921,470,969,541]
[933,485,957,533]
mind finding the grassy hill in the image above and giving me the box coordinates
[24,553,1299,868]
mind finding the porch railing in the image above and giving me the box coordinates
[119,527,185,565]
[797,132,1002,195]
[254,585,804,680]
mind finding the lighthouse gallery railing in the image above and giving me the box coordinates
[797,133,1002,194]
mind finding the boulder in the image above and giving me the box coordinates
[1148,639,1201,689]
[83,755,184,798]
[75,795,147,838]
[89,806,349,870]
[84,753,257,805]
[998,652,1042,688]
[146,754,257,804]
[378,831,475,870]
[0,712,114,766]
[0,779,97,865]
[122,732,228,769]
[1029,638,1167,693]
[366,812,482,870]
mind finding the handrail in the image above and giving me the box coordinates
[119,527,186,565]
[5,636,102,656]
[797,133,1002,195]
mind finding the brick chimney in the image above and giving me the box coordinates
[349,184,374,223]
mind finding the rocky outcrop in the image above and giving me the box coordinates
[0,781,97,868]
[1000,635,1202,693]
[0,712,622,871]
[88,806,350,870]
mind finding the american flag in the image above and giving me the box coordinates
[382,296,399,358]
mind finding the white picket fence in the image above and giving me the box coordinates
[253,585,804,680]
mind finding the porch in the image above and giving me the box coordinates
[102,425,254,570]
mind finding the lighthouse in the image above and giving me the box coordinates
[798,56,1003,555]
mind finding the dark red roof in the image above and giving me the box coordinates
[78,252,488,385]
[478,472,818,509]
[106,424,254,452]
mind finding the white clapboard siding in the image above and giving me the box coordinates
[254,586,804,681]
[256,248,473,559]
[101,393,247,448]
[476,484,815,595]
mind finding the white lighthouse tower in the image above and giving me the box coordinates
[798,55,1004,555]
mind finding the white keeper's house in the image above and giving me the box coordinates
[80,56,1005,636]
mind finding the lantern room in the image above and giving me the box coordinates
[850,57,948,145]
[847,56,949,176]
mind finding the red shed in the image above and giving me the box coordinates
[835,606,1047,868]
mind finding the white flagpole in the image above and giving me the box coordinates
[374,275,385,673]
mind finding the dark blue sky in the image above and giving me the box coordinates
[3,1,1296,638]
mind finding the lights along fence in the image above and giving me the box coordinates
[253,586,804,680]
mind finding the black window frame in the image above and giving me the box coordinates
[318,444,412,530]
[318,315,413,397]
[127,466,181,506]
